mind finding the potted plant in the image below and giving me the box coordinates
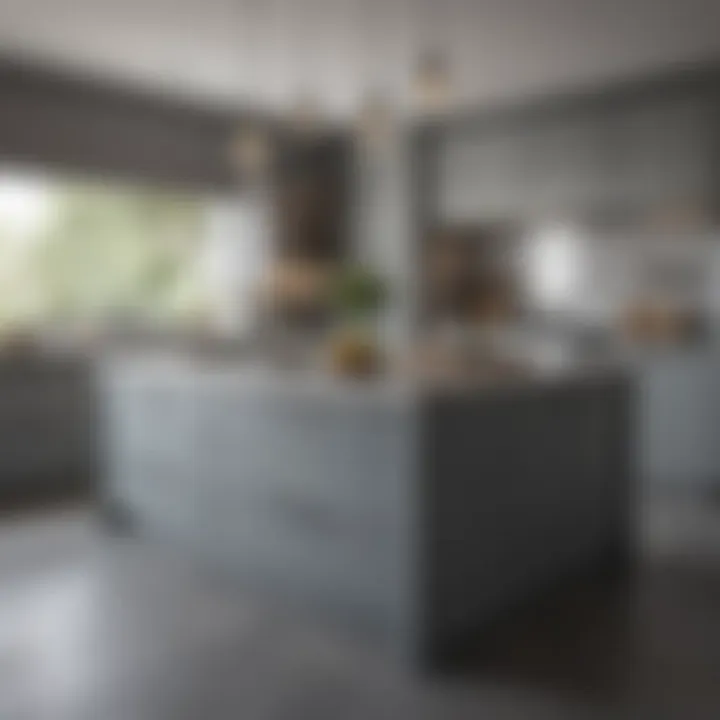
[327,265,388,376]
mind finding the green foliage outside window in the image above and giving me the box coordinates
[0,178,211,330]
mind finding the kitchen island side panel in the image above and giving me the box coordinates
[420,375,633,662]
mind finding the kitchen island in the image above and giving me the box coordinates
[98,357,633,668]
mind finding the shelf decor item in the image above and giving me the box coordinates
[327,265,388,377]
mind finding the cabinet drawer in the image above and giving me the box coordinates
[201,397,413,516]
[615,95,715,210]
[116,457,200,531]
[104,396,197,464]
[206,485,407,619]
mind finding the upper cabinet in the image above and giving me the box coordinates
[439,127,542,222]
[437,112,617,223]
[528,110,616,216]
[433,73,720,229]
[614,93,716,219]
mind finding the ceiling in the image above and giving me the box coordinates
[1,0,720,118]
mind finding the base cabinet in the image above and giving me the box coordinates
[0,358,91,504]
[100,362,632,667]
[639,351,720,493]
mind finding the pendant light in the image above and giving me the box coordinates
[413,49,452,115]
[412,0,452,115]
[284,0,327,137]
[228,0,274,177]
[289,93,325,136]
[356,91,395,151]
[354,0,397,152]
[229,125,274,176]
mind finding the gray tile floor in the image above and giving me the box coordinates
[0,501,719,719]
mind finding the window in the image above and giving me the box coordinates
[0,170,266,335]
[524,222,586,314]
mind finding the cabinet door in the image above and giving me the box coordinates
[198,385,411,518]
[194,383,410,624]
[438,129,532,222]
[102,371,200,532]
[527,111,616,216]
[0,364,90,481]
[438,131,491,221]
[639,352,720,488]
[617,94,715,216]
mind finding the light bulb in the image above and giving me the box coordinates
[355,92,395,150]
[229,127,273,176]
[414,51,452,115]
[289,95,324,135]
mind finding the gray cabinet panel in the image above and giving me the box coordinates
[617,95,715,212]
[530,112,616,213]
[434,82,719,225]
[0,359,90,496]
[218,487,405,616]
[198,387,414,517]
[424,377,632,653]
[101,367,201,538]
[639,351,720,488]
[103,372,415,632]
[438,129,534,221]
[438,112,620,221]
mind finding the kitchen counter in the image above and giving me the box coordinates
[98,355,634,668]
[96,348,624,398]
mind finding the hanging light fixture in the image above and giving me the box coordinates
[352,0,397,152]
[227,0,275,178]
[282,0,329,138]
[288,93,325,136]
[229,124,274,177]
[412,0,452,116]
[413,48,452,115]
[355,91,395,150]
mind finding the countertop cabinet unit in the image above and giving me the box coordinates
[0,357,92,504]
[100,360,633,669]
